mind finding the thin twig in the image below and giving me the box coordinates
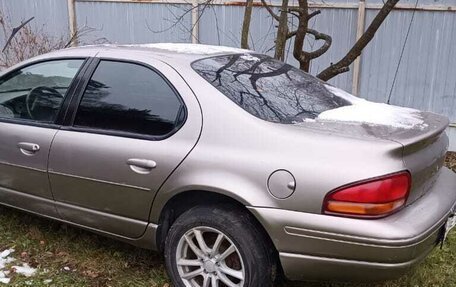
[2,17,34,52]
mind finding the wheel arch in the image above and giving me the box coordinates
[154,190,279,267]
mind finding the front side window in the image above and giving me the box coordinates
[74,60,184,137]
[192,54,350,123]
[0,59,84,123]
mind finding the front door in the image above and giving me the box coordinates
[0,59,85,214]
[48,57,202,238]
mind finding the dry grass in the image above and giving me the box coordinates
[0,11,107,70]
[445,152,456,173]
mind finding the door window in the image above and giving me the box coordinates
[74,60,184,137]
[0,59,84,123]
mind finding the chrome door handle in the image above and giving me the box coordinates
[17,142,40,155]
[127,158,157,174]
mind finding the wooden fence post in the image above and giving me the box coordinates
[191,0,199,43]
[67,0,78,46]
[352,0,366,96]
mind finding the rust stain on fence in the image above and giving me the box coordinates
[224,1,263,7]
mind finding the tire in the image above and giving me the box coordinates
[164,204,276,287]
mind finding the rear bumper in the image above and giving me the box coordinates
[279,247,433,282]
[248,167,456,282]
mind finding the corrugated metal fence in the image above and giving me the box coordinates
[1,0,455,150]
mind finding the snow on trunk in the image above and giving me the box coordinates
[320,85,426,129]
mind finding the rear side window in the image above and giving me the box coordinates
[192,54,350,123]
[74,60,184,137]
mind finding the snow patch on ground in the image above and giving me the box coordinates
[0,270,11,284]
[12,264,36,277]
[0,249,15,270]
[122,43,252,55]
[320,85,426,129]
[0,249,38,284]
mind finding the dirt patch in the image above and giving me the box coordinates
[445,151,456,173]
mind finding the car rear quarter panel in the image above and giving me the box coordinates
[149,65,407,223]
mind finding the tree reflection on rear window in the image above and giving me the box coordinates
[192,54,350,123]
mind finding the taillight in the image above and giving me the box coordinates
[322,171,411,219]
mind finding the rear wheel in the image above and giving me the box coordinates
[164,204,275,287]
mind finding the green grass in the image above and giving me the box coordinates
[0,153,454,287]
[0,207,169,287]
[0,205,454,287]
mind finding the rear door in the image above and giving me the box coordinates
[0,59,85,215]
[48,55,202,238]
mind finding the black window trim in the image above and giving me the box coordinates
[0,57,91,129]
[61,57,188,141]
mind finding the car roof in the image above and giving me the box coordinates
[0,43,257,87]
[41,43,254,66]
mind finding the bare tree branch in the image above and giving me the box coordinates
[303,29,332,59]
[291,28,332,71]
[261,0,280,21]
[287,30,297,39]
[0,11,106,70]
[64,25,108,48]
[2,17,34,52]
[286,10,301,18]
[317,0,399,81]
[307,10,321,20]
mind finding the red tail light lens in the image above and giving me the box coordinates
[323,172,411,218]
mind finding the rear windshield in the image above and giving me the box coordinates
[192,54,350,123]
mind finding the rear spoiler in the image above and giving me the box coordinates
[399,112,449,155]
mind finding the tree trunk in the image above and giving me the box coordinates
[293,0,310,71]
[274,0,289,60]
[241,0,254,49]
[317,0,399,81]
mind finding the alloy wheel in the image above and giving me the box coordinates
[176,226,245,287]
